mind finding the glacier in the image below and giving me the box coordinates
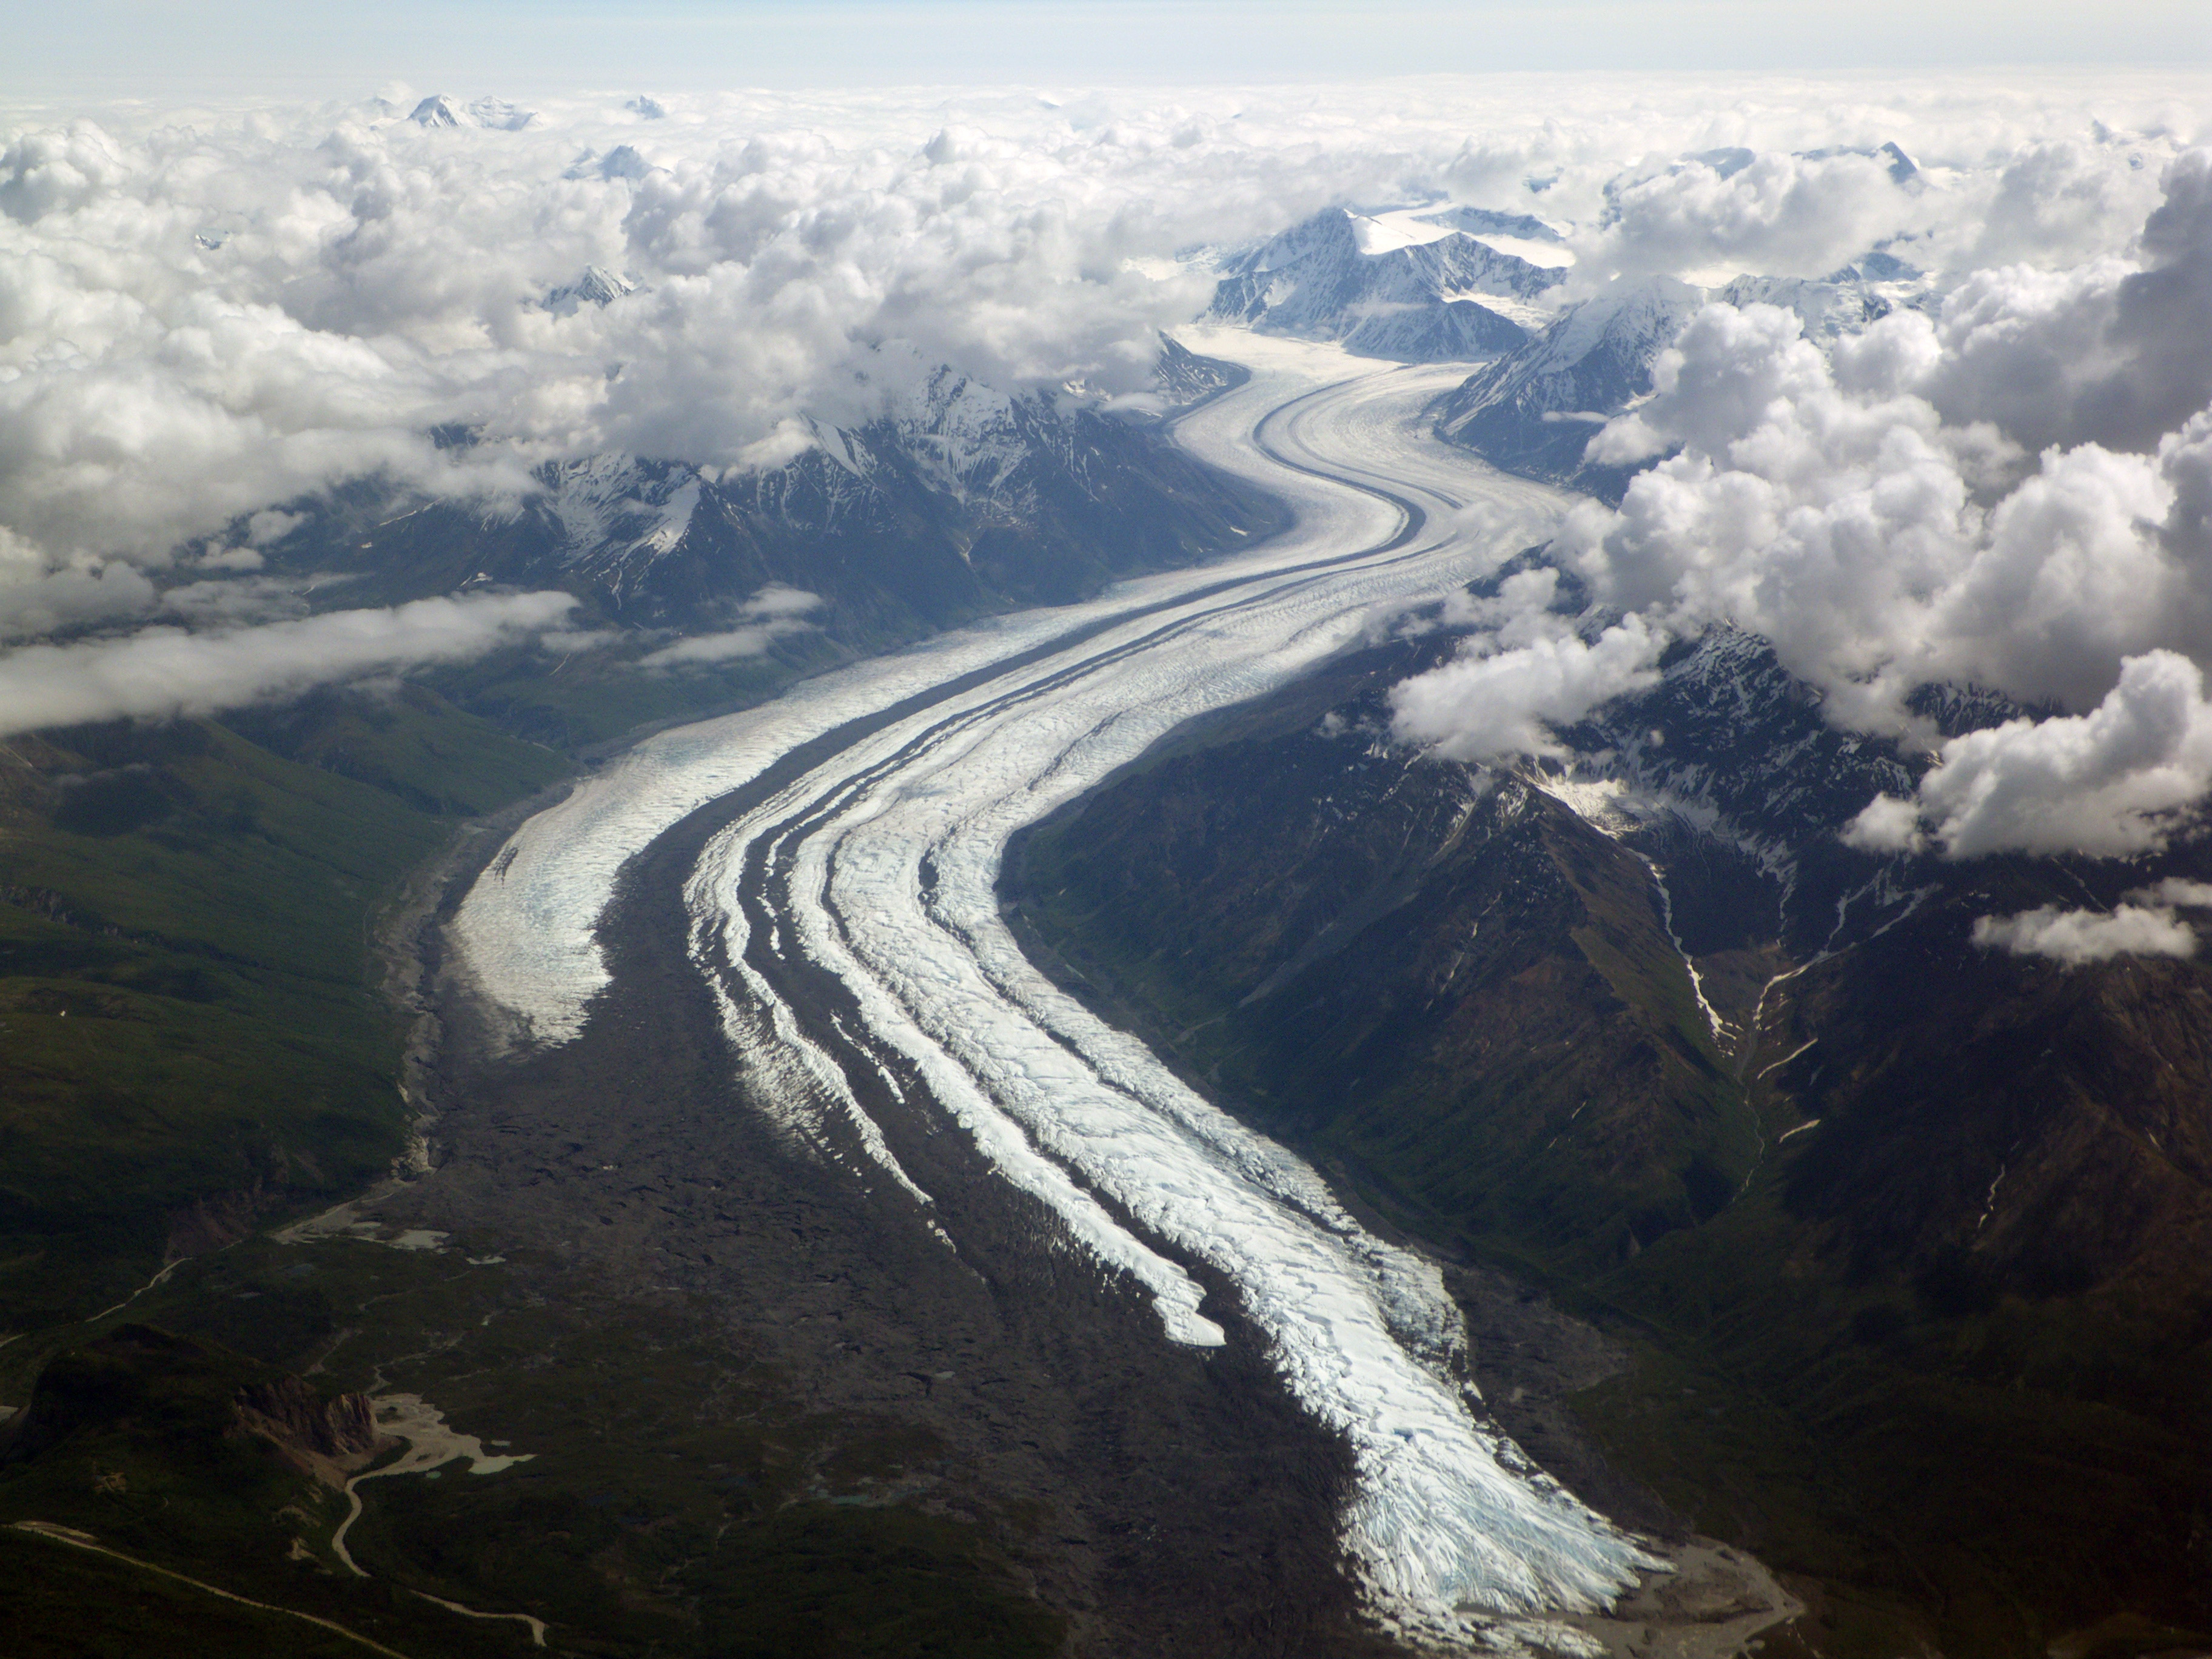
[452,331,1660,1645]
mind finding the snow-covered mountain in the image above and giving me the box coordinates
[1717,253,1932,341]
[563,144,654,183]
[1817,139,1919,186]
[280,344,1278,639]
[539,364,1234,610]
[1206,208,1563,361]
[542,266,640,314]
[407,95,535,132]
[1602,141,1919,213]
[1436,259,1934,495]
[1407,204,1565,244]
[1432,275,1706,494]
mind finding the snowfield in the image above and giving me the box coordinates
[452,331,1660,1647]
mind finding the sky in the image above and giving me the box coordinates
[8,0,2211,103]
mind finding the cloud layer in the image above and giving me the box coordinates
[0,591,574,736]
[1,76,2206,736]
[1972,903,2199,964]
[636,584,823,668]
[1390,126,2212,864]
[3,76,2199,574]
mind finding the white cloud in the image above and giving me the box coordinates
[1964,137,2173,270]
[0,75,2195,593]
[0,76,2205,818]
[1842,793,1926,854]
[0,557,157,640]
[2129,877,2212,908]
[244,508,305,545]
[1855,652,2212,858]
[0,591,575,735]
[638,625,801,668]
[1577,147,1918,286]
[1923,150,2212,453]
[1526,147,2212,854]
[636,583,823,669]
[1560,298,1986,734]
[159,574,307,626]
[537,625,624,654]
[732,582,825,620]
[1971,903,2198,964]
[1389,614,1664,763]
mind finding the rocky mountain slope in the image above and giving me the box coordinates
[261,344,1279,676]
[1430,276,1705,497]
[1007,628,2212,1659]
[1205,209,1560,361]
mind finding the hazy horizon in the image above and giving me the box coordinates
[10,0,2211,104]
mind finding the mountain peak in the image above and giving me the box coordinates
[564,145,653,183]
[407,94,535,132]
[1209,207,1563,363]
[544,266,640,315]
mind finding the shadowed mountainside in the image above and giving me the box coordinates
[1006,634,2212,1659]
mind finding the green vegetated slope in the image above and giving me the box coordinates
[0,1322,511,1659]
[0,1234,1063,1659]
[1005,642,2212,1659]
[0,673,1067,1656]
[0,690,571,1329]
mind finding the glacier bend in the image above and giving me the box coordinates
[453,330,1659,1642]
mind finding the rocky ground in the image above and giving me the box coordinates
[320,743,1803,1657]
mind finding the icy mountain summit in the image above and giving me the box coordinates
[1435,256,1934,494]
[407,95,536,131]
[307,345,1273,638]
[1433,275,1707,491]
[1207,208,1563,361]
[543,265,641,314]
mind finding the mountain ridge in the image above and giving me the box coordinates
[1004,622,2212,1659]
[1207,208,1559,362]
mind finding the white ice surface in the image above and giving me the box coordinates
[453,331,1658,1643]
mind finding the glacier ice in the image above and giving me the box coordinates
[453,332,1658,1641]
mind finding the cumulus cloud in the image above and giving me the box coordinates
[637,583,822,668]
[1481,144,2212,855]
[1854,653,2212,858]
[1578,146,1920,286]
[0,591,575,736]
[2086,149,2212,451]
[728,582,825,620]
[159,574,309,626]
[1842,793,1928,854]
[1,76,2207,791]
[1557,293,2208,732]
[1971,903,2199,965]
[1919,152,2212,454]
[1574,159,2212,646]
[2130,877,2212,908]
[1963,136,2174,270]
[0,76,2193,585]
[0,558,158,639]
[1389,614,1664,763]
